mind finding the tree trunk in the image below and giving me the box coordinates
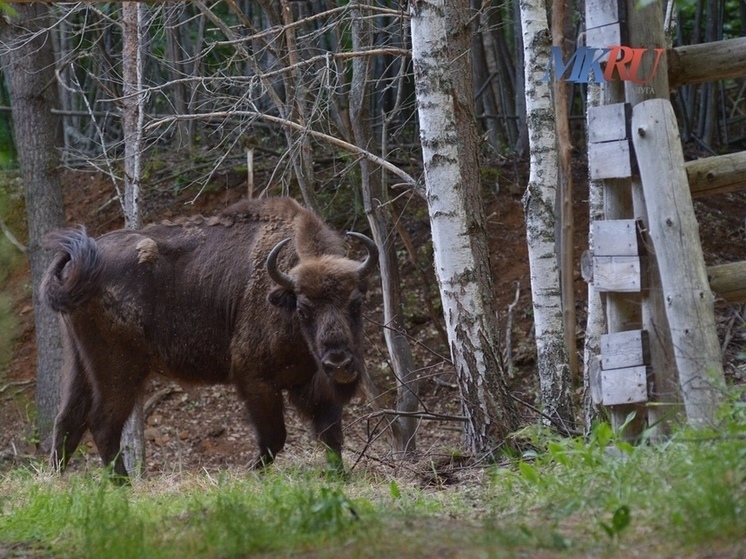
[164,4,191,149]
[582,82,605,430]
[0,3,67,453]
[410,0,519,456]
[350,2,419,456]
[518,0,575,430]
[120,2,146,477]
[512,0,529,157]
[551,0,578,387]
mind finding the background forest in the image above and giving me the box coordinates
[0,1,745,558]
[0,0,745,461]
[0,0,743,460]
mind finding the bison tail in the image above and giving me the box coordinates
[42,227,103,313]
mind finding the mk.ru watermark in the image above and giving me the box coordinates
[543,46,665,85]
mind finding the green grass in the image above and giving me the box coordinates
[1,397,745,558]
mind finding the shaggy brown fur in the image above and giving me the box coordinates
[42,197,377,478]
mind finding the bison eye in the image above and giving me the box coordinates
[296,302,312,321]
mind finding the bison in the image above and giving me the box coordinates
[42,196,378,479]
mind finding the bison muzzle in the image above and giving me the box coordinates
[42,197,378,479]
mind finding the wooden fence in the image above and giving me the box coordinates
[584,0,745,436]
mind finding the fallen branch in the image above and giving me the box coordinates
[365,409,468,423]
[143,385,183,417]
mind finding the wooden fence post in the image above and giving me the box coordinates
[631,99,726,426]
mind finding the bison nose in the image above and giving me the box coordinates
[322,349,352,373]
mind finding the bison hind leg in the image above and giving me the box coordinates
[51,352,93,473]
[235,379,287,470]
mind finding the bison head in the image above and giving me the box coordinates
[266,233,378,384]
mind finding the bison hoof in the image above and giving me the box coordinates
[250,454,275,471]
[324,449,346,479]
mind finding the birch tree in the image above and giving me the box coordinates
[518,0,575,430]
[410,0,519,456]
[120,2,146,477]
[0,4,67,451]
[583,84,605,429]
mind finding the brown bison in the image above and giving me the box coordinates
[42,196,378,479]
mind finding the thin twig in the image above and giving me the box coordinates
[0,214,26,252]
[510,394,582,437]
[366,409,468,422]
[364,315,451,363]
[505,281,521,378]
[0,380,34,394]
[145,111,419,188]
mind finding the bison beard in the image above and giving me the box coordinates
[41,197,377,480]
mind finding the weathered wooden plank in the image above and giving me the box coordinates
[589,139,632,180]
[589,355,603,405]
[593,256,641,292]
[686,151,746,198]
[588,104,631,144]
[602,366,649,405]
[707,261,746,303]
[601,329,649,370]
[632,98,725,426]
[586,0,625,29]
[593,219,639,256]
[668,37,746,89]
[585,23,623,51]
[623,0,675,441]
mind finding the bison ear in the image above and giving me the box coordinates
[268,287,297,311]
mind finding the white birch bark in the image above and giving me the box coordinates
[120,2,146,477]
[410,0,517,455]
[583,83,605,431]
[519,0,575,428]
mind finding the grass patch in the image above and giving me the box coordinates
[1,397,745,558]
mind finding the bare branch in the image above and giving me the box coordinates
[146,111,419,188]
[0,213,26,253]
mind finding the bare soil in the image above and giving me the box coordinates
[1,157,745,483]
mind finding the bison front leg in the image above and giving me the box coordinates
[236,379,287,469]
[311,404,345,475]
[289,388,345,474]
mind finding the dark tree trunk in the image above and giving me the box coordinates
[350,1,419,456]
[0,3,66,452]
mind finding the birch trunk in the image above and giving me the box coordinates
[583,82,605,430]
[518,0,575,430]
[120,2,146,477]
[410,0,518,456]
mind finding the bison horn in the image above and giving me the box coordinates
[266,238,295,290]
[346,232,379,278]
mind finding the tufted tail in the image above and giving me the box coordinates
[42,227,103,313]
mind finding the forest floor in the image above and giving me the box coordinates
[1,153,746,557]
